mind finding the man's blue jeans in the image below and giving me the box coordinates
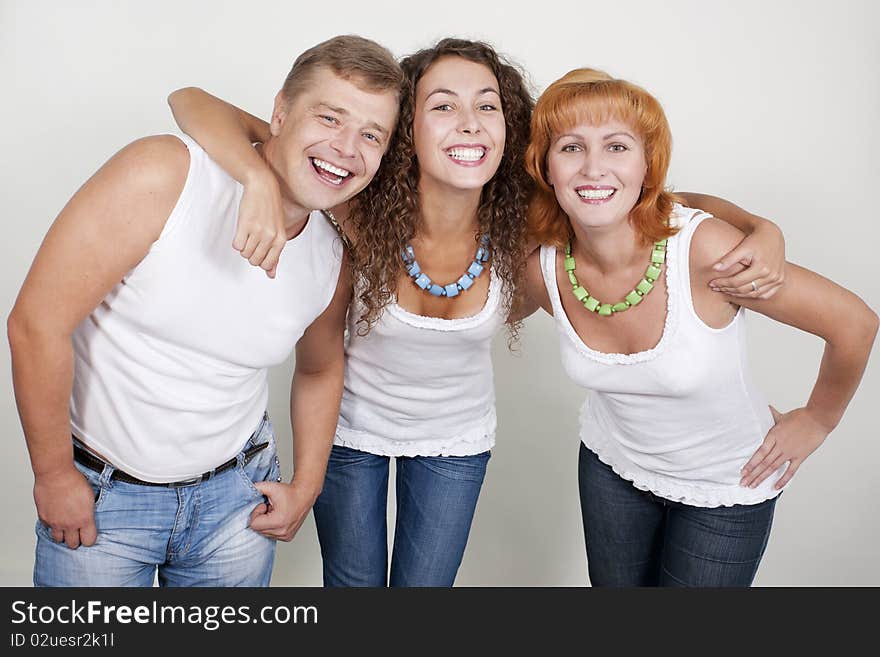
[578,442,777,587]
[34,415,280,587]
[312,445,490,587]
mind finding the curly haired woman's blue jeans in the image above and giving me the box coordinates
[578,442,777,587]
[312,445,490,587]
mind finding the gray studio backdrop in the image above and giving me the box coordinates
[2,0,878,585]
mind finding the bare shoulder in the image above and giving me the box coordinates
[690,216,747,276]
[109,135,190,192]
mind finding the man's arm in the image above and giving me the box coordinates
[7,135,189,548]
[249,257,352,542]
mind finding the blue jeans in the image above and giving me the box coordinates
[578,443,777,587]
[312,445,490,587]
[34,415,280,587]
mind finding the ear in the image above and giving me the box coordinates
[269,90,288,137]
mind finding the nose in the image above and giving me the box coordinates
[581,148,605,180]
[457,106,481,135]
[330,125,359,159]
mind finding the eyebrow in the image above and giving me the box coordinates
[555,130,637,141]
[313,103,389,136]
[424,87,501,100]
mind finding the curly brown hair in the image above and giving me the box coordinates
[348,38,534,339]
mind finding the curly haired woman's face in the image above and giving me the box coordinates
[412,56,506,194]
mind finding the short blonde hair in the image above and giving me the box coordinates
[281,35,403,101]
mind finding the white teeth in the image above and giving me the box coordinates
[447,147,485,162]
[577,188,615,199]
[312,158,351,178]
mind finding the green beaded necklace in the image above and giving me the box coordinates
[563,237,668,316]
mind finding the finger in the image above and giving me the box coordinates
[748,453,787,488]
[253,480,281,499]
[262,243,284,275]
[63,528,82,550]
[712,247,753,273]
[741,436,776,475]
[232,224,249,252]
[248,240,272,268]
[50,525,64,543]
[710,268,771,293]
[248,512,285,535]
[769,405,782,423]
[742,444,782,485]
[249,502,269,525]
[266,264,277,279]
[756,278,783,299]
[774,459,800,489]
[239,234,259,259]
[80,520,98,547]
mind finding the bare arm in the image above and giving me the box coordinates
[692,219,879,489]
[168,88,285,277]
[678,192,785,298]
[248,258,352,542]
[7,135,188,548]
[509,247,549,322]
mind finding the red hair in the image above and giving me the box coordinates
[525,68,680,247]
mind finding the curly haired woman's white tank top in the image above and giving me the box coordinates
[540,205,785,507]
[335,269,507,457]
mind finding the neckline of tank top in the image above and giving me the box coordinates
[387,265,502,331]
[547,236,680,365]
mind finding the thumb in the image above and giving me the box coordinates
[253,480,282,500]
[769,405,782,423]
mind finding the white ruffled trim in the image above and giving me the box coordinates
[334,423,496,457]
[386,266,503,332]
[580,407,783,508]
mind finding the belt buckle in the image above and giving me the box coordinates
[167,475,205,488]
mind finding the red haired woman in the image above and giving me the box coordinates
[520,69,878,586]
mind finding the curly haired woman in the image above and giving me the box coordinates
[167,39,786,586]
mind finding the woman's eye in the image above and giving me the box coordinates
[608,143,628,152]
[320,115,340,125]
[363,132,379,143]
[479,104,498,111]
[561,143,581,152]
[433,103,453,111]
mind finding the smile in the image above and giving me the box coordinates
[576,186,616,202]
[310,157,352,186]
[446,145,487,165]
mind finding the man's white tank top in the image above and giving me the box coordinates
[70,134,343,482]
[540,205,785,507]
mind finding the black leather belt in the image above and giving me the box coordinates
[73,441,269,488]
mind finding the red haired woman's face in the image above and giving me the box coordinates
[545,118,647,230]
[412,56,506,195]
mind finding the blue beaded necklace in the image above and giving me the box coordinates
[401,235,491,297]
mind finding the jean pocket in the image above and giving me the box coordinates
[237,439,280,498]
[418,451,491,483]
[72,459,111,509]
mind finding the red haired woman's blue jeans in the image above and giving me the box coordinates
[578,442,777,587]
